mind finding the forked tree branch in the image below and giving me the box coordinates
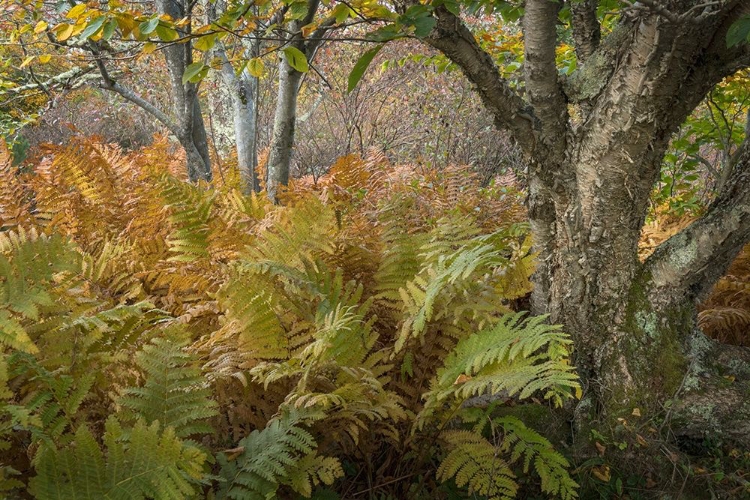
[422,6,536,154]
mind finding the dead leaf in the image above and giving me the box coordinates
[595,441,606,456]
[592,465,611,482]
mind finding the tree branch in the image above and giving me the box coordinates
[646,135,750,305]
[101,80,181,137]
[523,0,568,155]
[422,6,536,154]
[569,0,600,63]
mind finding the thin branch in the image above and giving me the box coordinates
[646,134,750,304]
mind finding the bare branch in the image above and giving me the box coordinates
[422,6,536,154]
[102,80,181,136]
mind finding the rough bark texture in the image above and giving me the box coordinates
[424,0,750,460]
[265,0,329,202]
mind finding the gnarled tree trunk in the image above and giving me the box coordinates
[422,0,750,461]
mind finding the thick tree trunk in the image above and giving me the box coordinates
[422,1,750,465]
[266,55,302,202]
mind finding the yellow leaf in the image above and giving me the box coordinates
[34,20,48,34]
[631,407,641,417]
[20,56,34,68]
[66,3,88,19]
[142,42,157,54]
[591,465,611,482]
[246,57,265,78]
[71,21,87,36]
[575,386,582,399]
[301,22,318,37]
[38,54,52,63]
[55,23,75,41]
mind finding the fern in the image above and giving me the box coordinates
[495,416,578,500]
[437,430,518,500]
[158,174,214,262]
[419,312,579,425]
[119,330,218,438]
[216,408,343,499]
[29,417,207,500]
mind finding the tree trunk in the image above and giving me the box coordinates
[422,0,750,463]
[217,51,259,193]
[266,54,302,202]
[157,0,212,182]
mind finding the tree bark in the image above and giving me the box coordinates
[265,0,332,202]
[422,0,750,459]
[267,54,302,202]
[156,0,212,182]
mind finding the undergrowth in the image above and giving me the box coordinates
[0,137,580,499]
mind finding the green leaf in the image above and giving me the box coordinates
[411,15,435,38]
[101,19,117,40]
[246,57,265,78]
[366,24,402,42]
[182,62,207,84]
[155,24,179,41]
[283,46,309,73]
[193,33,217,51]
[331,3,352,24]
[80,16,106,39]
[348,44,383,93]
[138,16,159,36]
[727,15,750,47]
[434,0,459,16]
[288,0,309,20]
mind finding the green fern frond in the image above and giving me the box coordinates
[245,196,336,267]
[496,416,578,500]
[119,330,218,438]
[158,174,214,262]
[0,229,80,336]
[373,198,427,305]
[437,430,518,500]
[419,313,579,426]
[29,417,207,500]
[217,408,342,499]
[286,454,345,498]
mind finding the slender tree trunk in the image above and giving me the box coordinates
[267,54,302,202]
[217,51,259,193]
[157,0,212,182]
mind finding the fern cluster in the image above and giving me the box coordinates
[0,137,580,499]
